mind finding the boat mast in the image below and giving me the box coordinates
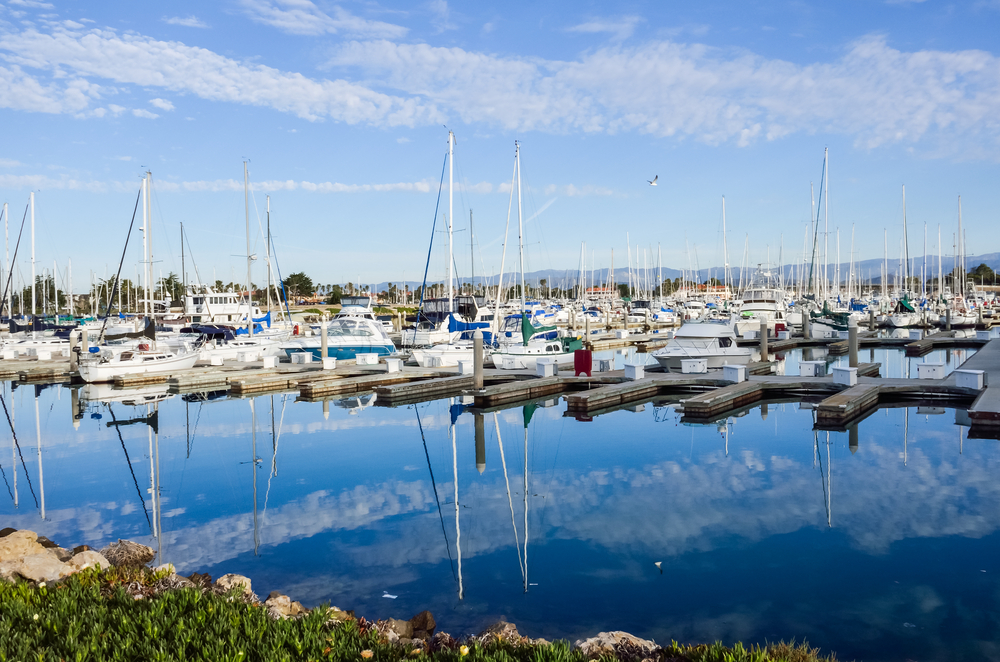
[957,195,964,298]
[469,209,474,297]
[180,222,186,303]
[516,141,525,315]
[30,192,35,322]
[266,196,273,315]
[244,161,253,338]
[902,185,909,292]
[448,131,454,314]
[722,196,729,295]
[494,144,517,334]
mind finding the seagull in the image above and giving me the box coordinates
[654,561,663,574]
[648,175,658,186]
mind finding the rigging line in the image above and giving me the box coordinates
[98,186,143,343]
[0,392,36,508]
[107,403,152,532]
[494,412,524,580]
[0,201,29,318]
[417,153,449,318]
[263,394,288,517]
[415,404,456,581]
[0,446,11,502]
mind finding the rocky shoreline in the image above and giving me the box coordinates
[0,528,832,661]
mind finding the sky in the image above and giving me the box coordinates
[2,0,1000,292]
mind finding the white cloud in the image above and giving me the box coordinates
[0,26,435,125]
[427,0,456,33]
[0,174,112,192]
[239,0,407,38]
[330,35,1000,151]
[8,0,54,7]
[149,97,174,111]
[163,16,209,29]
[111,156,131,161]
[0,158,22,167]
[544,184,614,196]
[131,108,158,119]
[567,16,643,41]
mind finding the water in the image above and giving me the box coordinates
[1,382,999,662]
[777,346,978,378]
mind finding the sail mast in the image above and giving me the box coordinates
[448,131,454,313]
[244,161,253,337]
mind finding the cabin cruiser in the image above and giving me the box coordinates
[401,296,490,347]
[650,321,751,372]
[78,345,200,383]
[491,336,584,371]
[731,271,788,337]
[280,295,395,360]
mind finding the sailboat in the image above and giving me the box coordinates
[490,142,583,371]
[79,173,199,383]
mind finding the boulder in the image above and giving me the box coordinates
[266,592,293,618]
[100,540,155,568]
[410,610,436,638]
[72,545,92,555]
[0,530,46,562]
[478,620,521,643]
[14,552,71,583]
[161,573,196,589]
[214,574,254,599]
[573,632,657,659]
[66,550,110,572]
[51,548,74,562]
[188,572,213,588]
[0,527,17,538]
[35,536,59,549]
[387,618,413,639]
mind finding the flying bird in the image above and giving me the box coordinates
[654,561,663,574]
[648,175,658,186]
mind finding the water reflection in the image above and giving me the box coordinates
[0,383,998,661]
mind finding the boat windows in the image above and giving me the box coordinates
[718,337,732,348]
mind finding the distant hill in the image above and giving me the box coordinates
[360,252,1000,292]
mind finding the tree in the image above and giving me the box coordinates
[325,284,343,305]
[968,263,997,284]
[284,272,314,299]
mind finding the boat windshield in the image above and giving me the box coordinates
[326,319,384,338]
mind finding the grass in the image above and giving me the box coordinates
[0,569,838,662]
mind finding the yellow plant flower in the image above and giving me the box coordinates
[460,645,469,656]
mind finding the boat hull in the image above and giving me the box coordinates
[78,352,200,383]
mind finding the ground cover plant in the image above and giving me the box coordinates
[0,569,838,662]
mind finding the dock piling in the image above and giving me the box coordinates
[849,318,858,368]
[759,319,768,362]
[869,308,875,330]
[946,307,951,331]
[802,314,811,339]
[475,413,485,473]
[320,316,328,359]
[69,330,78,371]
[473,330,484,390]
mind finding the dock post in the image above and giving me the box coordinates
[946,307,951,331]
[585,314,591,341]
[320,316,328,359]
[69,330,79,371]
[70,387,81,429]
[849,425,859,454]
[645,308,651,332]
[848,318,858,368]
[473,330,484,390]
[474,413,485,474]
[869,308,875,330]
[802,312,811,339]
[82,328,89,354]
[759,318,768,362]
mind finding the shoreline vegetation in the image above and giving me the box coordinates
[0,529,839,662]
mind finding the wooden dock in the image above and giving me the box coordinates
[965,339,1000,438]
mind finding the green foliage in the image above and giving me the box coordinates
[326,284,344,305]
[284,272,315,299]
[0,572,836,662]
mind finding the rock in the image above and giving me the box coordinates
[100,540,155,568]
[573,632,657,659]
[478,620,521,643]
[72,545,92,555]
[161,573,196,589]
[51,548,74,562]
[15,552,71,583]
[387,618,414,639]
[410,610,436,637]
[325,607,351,623]
[188,572,213,588]
[153,563,175,574]
[35,536,59,549]
[266,591,293,618]
[214,574,254,599]
[0,530,46,563]
[66,550,110,572]
[0,528,16,538]
[530,638,551,646]
[290,601,308,616]
[431,632,457,650]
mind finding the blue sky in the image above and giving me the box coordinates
[1,0,999,291]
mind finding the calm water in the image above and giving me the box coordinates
[1,380,999,662]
